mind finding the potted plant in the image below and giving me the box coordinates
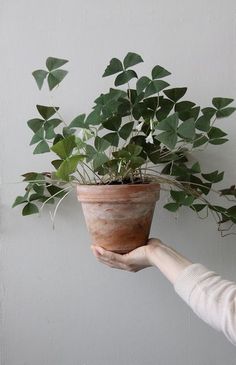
[13,53,236,253]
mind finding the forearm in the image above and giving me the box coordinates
[147,241,192,284]
[148,240,236,345]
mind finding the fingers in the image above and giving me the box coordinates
[91,245,129,271]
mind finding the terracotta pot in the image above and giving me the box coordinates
[77,183,160,254]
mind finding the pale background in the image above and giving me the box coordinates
[1,0,236,364]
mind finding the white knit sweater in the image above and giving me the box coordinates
[174,263,236,346]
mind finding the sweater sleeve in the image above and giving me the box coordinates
[174,263,236,346]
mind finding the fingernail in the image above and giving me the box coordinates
[95,246,104,255]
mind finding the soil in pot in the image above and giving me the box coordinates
[77,183,160,254]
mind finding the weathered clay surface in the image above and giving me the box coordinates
[77,184,160,253]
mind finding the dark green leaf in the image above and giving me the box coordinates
[51,159,63,169]
[208,138,228,145]
[156,98,174,120]
[45,126,56,139]
[212,97,234,109]
[136,76,151,95]
[177,118,195,140]
[12,196,28,208]
[46,57,69,71]
[130,156,145,169]
[27,118,44,133]
[163,87,187,102]
[48,69,68,90]
[51,135,76,159]
[115,70,138,86]
[178,106,200,121]
[123,52,143,69]
[152,65,171,79]
[32,69,48,90]
[103,132,119,147]
[102,58,123,77]
[33,140,50,154]
[195,115,211,132]
[202,170,224,183]
[175,101,195,113]
[191,204,207,212]
[164,202,179,212]
[216,107,236,118]
[191,162,201,173]
[102,116,122,131]
[119,121,134,140]
[201,107,216,118]
[36,105,59,120]
[208,127,227,139]
[193,134,208,148]
[144,80,169,98]
[93,153,109,171]
[22,202,39,216]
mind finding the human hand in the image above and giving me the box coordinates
[91,238,162,272]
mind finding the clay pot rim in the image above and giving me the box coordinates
[76,182,160,203]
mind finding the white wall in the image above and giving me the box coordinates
[1,0,236,364]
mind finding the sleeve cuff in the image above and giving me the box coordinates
[174,263,210,304]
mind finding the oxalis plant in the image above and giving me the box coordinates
[13,52,236,235]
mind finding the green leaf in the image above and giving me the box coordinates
[125,144,143,156]
[163,87,187,102]
[33,140,50,154]
[30,127,44,145]
[130,156,145,169]
[178,106,200,122]
[144,80,169,98]
[191,162,201,173]
[227,206,236,218]
[44,118,62,130]
[93,153,109,171]
[191,204,207,212]
[212,97,234,109]
[156,130,177,150]
[102,58,123,77]
[177,118,195,140]
[156,98,174,120]
[202,170,224,183]
[51,159,63,169]
[152,65,171,79]
[208,138,228,145]
[216,107,236,118]
[69,114,86,128]
[193,134,208,148]
[46,57,68,71]
[170,190,186,203]
[115,70,138,86]
[56,155,84,181]
[48,69,68,90]
[22,202,39,216]
[195,115,211,132]
[36,105,59,120]
[164,202,179,212]
[102,116,122,131]
[208,127,227,139]
[175,101,195,113]
[12,196,28,208]
[94,136,110,152]
[201,107,216,118]
[123,52,143,69]
[51,135,76,159]
[32,70,48,90]
[27,118,44,133]
[156,113,178,132]
[119,121,134,140]
[86,109,101,125]
[103,132,119,147]
[136,76,151,95]
[45,126,56,140]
